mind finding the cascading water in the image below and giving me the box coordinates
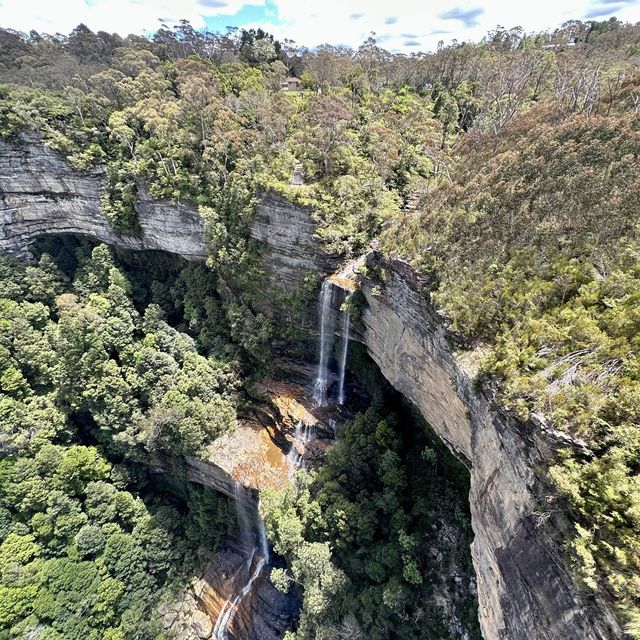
[233,482,254,554]
[213,483,269,640]
[287,421,304,474]
[287,420,316,477]
[337,310,350,405]
[313,280,337,406]
[314,277,351,407]
[214,271,355,639]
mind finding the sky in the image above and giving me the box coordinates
[0,0,639,52]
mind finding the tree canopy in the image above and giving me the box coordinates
[1,14,640,637]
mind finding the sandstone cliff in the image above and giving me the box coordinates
[250,191,339,291]
[248,204,623,637]
[0,137,207,260]
[358,253,622,640]
[0,139,623,639]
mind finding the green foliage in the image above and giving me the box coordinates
[381,106,640,630]
[0,244,242,459]
[263,381,479,640]
[266,88,440,256]
[75,524,106,557]
[0,244,239,638]
[100,163,140,235]
[1,17,640,634]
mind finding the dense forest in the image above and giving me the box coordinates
[263,348,478,640]
[0,239,240,638]
[0,13,639,639]
[0,237,478,639]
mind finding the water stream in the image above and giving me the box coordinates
[337,310,350,405]
[287,420,316,477]
[313,280,337,406]
[313,278,351,407]
[215,276,351,638]
[213,483,269,640]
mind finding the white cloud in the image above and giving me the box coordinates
[0,0,639,51]
[266,0,640,51]
[0,0,263,35]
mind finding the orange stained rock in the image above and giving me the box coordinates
[328,272,358,292]
[206,420,290,492]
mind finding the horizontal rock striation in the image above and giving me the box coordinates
[0,139,623,640]
[0,138,207,260]
[151,451,257,506]
[250,191,340,290]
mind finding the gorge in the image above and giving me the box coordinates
[0,137,624,639]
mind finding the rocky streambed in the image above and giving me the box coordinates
[158,361,357,640]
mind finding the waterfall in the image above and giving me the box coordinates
[313,280,337,406]
[213,484,269,640]
[257,515,269,565]
[287,420,316,477]
[337,310,350,405]
[286,421,304,474]
[213,272,356,639]
[233,482,254,554]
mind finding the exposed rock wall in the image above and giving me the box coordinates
[359,259,472,463]
[160,539,298,640]
[250,191,339,291]
[0,139,624,639]
[0,139,334,281]
[359,253,622,640]
[247,192,623,638]
[248,191,342,337]
[0,138,207,260]
[151,452,254,505]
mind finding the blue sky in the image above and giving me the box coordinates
[202,1,284,33]
[0,0,639,52]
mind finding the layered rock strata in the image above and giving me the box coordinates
[0,139,623,639]
[250,191,339,292]
[0,138,207,260]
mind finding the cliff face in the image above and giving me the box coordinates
[0,139,334,275]
[0,138,207,260]
[248,191,341,333]
[359,254,622,640]
[249,198,623,637]
[360,259,472,463]
[0,140,624,639]
[250,191,339,291]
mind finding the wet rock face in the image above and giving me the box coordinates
[0,137,207,260]
[234,565,300,640]
[174,365,344,501]
[161,553,298,640]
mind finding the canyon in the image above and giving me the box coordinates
[0,138,623,639]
